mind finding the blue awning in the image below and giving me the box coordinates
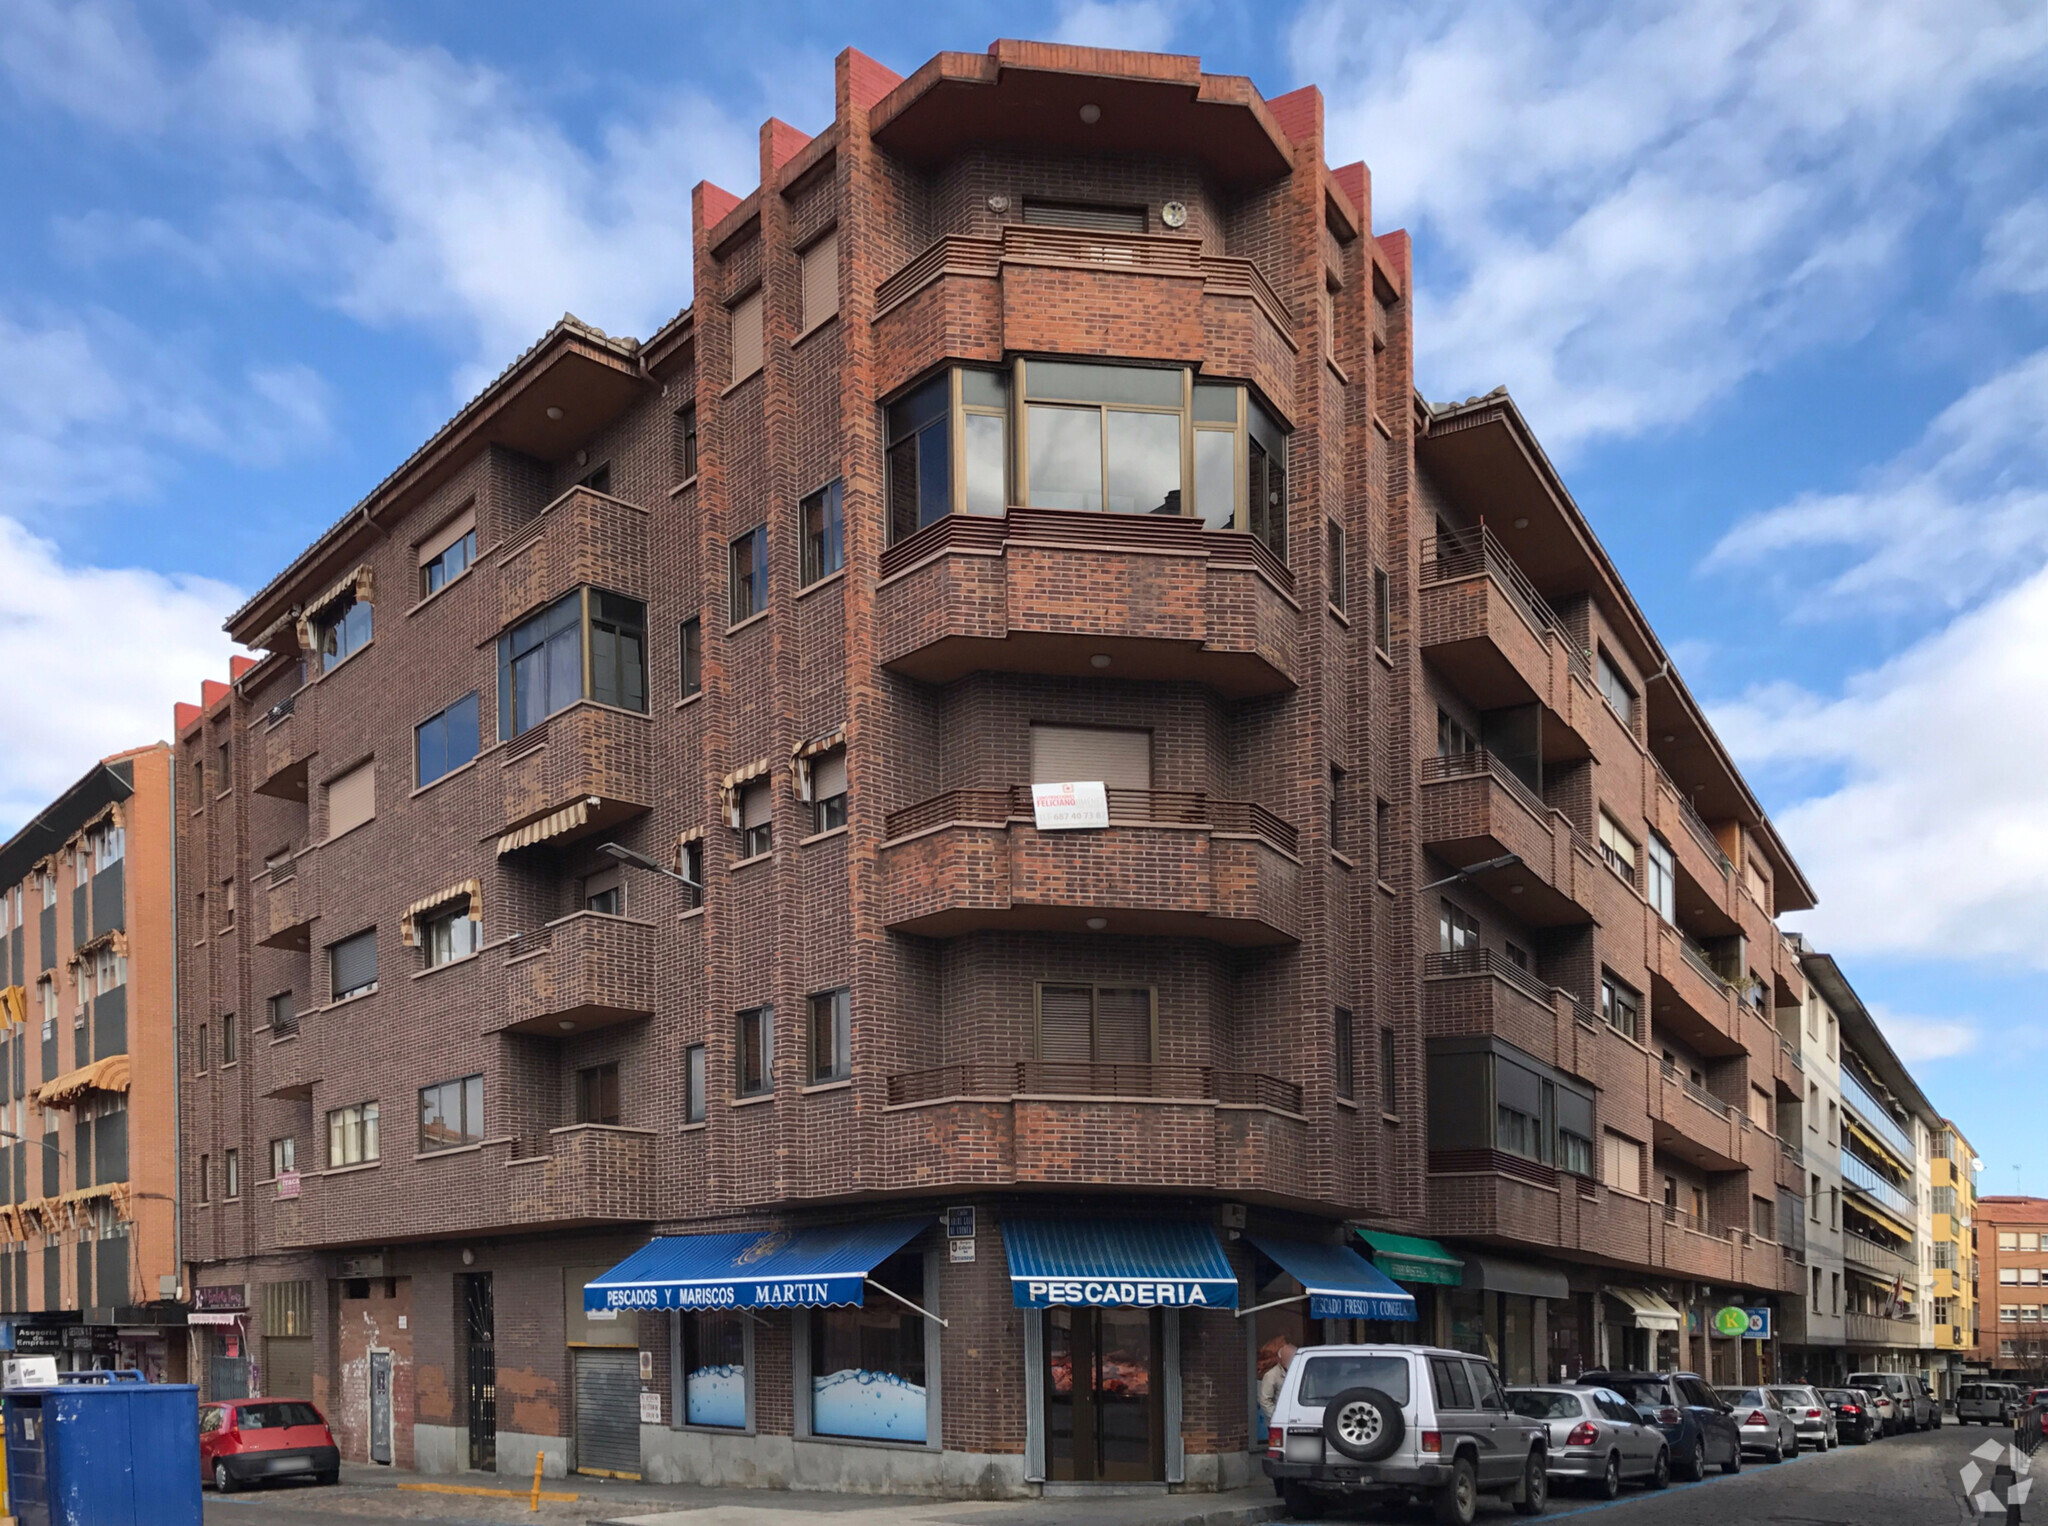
[584,1219,928,1313]
[1003,1217,1238,1310]
[1245,1234,1418,1322]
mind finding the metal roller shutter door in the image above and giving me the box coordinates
[574,1348,640,1478]
[267,1336,314,1400]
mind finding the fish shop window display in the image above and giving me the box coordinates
[809,1251,929,1443]
[681,1310,749,1429]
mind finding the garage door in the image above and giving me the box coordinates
[267,1336,314,1400]
[574,1348,640,1478]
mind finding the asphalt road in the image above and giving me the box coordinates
[200,1423,2004,1526]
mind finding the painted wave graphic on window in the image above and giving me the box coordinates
[686,1365,745,1428]
[811,1368,927,1443]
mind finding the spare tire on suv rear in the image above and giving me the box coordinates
[1322,1386,1406,1461]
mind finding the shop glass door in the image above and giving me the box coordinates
[1045,1308,1163,1482]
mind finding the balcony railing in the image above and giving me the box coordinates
[1842,1151,1917,1218]
[1661,1060,1733,1118]
[1661,763,1734,877]
[882,786,1299,857]
[1663,1204,1729,1239]
[1421,526,1590,683]
[1422,747,1553,828]
[885,1061,1302,1115]
[1844,1310,1920,1347]
[1779,1139,1805,1169]
[1843,1232,1916,1282]
[1677,933,1738,993]
[1841,1066,1915,1160]
[1425,948,1555,1009]
[1781,1038,1805,1073]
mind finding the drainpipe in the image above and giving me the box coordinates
[169,744,188,1379]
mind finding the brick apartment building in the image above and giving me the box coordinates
[1977,1197,2048,1379]
[178,40,1817,1494]
[0,745,185,1375]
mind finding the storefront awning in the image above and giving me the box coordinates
[1607,1288,1682,1331]
[1244,1235,1416,1321]
[1355,1230,1465,1287]
[1004,1217,1238,1310]
[1460,1254,1569,1301]
[583,1219,929,1313]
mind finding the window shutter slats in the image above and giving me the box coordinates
[730,291,763,382]
[1028,725,1151,789]
[800,230,838,331]
[416,506,477,567]
[1038,986,1094,1062]
[1021,201,1146,234]
[813,749,848,801]
[740,780,772,830]
[1094,988,1151,1063]
[326,761,375,839]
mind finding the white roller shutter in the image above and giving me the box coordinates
[326,761,376,839]
[1029,726,1150,790]
[729,290,763,382]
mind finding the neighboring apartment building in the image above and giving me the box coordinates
[1780,939,1846,1386]
[0,746,184,1375]
[1976,1197,2048,1379]
[178,40,1815,1493]
[1802,950,1936,1384]
[1928,1118,1978,1393]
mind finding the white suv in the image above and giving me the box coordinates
[1263,1344,1549,1524]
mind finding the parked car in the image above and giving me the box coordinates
[1717,1387,1800,1463]
[1573,1369,1742,1480]
[1767,1385,1837,1451]
[1821,1387,1878,1444]
[1263,1345,1550,1524]
[1849,1371,1933,1433]
[1507,1386,1670,1498]
[1956,1382,2021,1425]
[199,1398,340,1492]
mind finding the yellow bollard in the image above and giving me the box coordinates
[530,1449,545,1511]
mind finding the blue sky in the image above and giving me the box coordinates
[3,1,2045,1185]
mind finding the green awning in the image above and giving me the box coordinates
[1356,1230,1464,1287]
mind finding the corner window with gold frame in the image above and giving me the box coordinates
[883,360,1288,558]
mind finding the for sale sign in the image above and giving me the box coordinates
[1031,781,1109,831]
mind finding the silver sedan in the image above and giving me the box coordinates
[1507,1385,1670,1499]
[1718,1386,1800,1463]
[1769,1385,1838,1450]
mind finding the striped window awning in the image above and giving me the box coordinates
[791,727,847,801]
[0,986,26,1030]
[496,800,591,856]
[402,879,482,945]
[720,759,772,826]
[36,1053,132,1109]
[295,563,374,649]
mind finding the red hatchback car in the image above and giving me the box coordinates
[198,1399,341,1491]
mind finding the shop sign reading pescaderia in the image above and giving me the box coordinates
[1018,1278,1227,1309]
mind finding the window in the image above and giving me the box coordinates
[225,1148,240,1199]
[729,289,763,383]
[329,929,377,1002]
[1380,1025,1397,1114]
[498,588,647,738]
[1935,1241,1956,1270]
[325,759,376,840]
[683,1310,747,1427]
[415,693,480,788]
[1601,973,1641,1042]
[419,1074,484,1152]
[799,228,839,330]
[1376,798,1394,881]
[1329,765,1345,852]
[94,944,125,993]
[1334,1008,1355,1100]
[809,1250,926,1443]
[577,1063,620,1125]
[2002,1267,2020,1285]
[1036,984,1154,1063]
[580,462,611,495]
[1326,519,1346,610]
[423,905,479,966]
[267,991,296,1036]
[2026,1233,2042,1252]
[1022,199,1144,232]
[327,1102,380,1166]
[812,748,847,835]
[198,1154,209,1203]
[680,838,706,908]
[1559,1128,1594,1177]
[1029,724,1151,789]
[222,1013,238,1065]
[678,617,702,699]
[196,1021,208,1073]
[1495,1057,1550,1163]
[2001,1232,2019,1251]
[270,1136,295,1176]
[1597,810,1636,882]
[1605,1130,1638,1188]
[1437,709,1477,757]
[2003,1306,2021,1322]
[729,526,768,623]
[1596,647,1635,723]
[674,404,698,482]
[809,989,850,1084]
[583,868,623,918]
[317,591,373,669]
[92,821,123,869]
[739,780,773,859]
[1438,900,1479,956]
[1753,1196,1775,1238]
[1934,1185,1957,1216]
[886,370,1010,542]
[1646,833,1675,921]
[1373,566,1392,651]
[419,509,477,597]
[684,1044,706,1125]
[801,480,845,585]
[1811,1173,1822,1220]
[737,1008,774,1097]
[1029,361,1196,516]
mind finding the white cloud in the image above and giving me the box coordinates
[1299,0,2048,451]
[1983,198,2048,297]
[0,0,167,132]
[1869,1004,1980,1065]
[1715,560,2048,964]
[1704,347,2048,611]
[0,516,243,834]
[1051,0,1183,52]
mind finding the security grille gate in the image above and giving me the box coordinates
[462,1272,495,1471]
[574,1349,640,1478]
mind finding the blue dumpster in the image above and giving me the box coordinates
[3,1372,201,1526]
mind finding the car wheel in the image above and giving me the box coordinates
[1649,1447,1671,1490]
[1766,1438,1784,1464]
[1684,1439,1707,1480]
[1319,1385,1406,1462]
[1280,1481,1327,1520]
[1595,1453,1621,1500]
[316,1468,340,1486]
[213,1459,237,1495]
[1513,1452,1547,1515]
[1722,1440,1742,1475]
[1433,1457,1480,1526]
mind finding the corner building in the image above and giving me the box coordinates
[179,41,1814,1494]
